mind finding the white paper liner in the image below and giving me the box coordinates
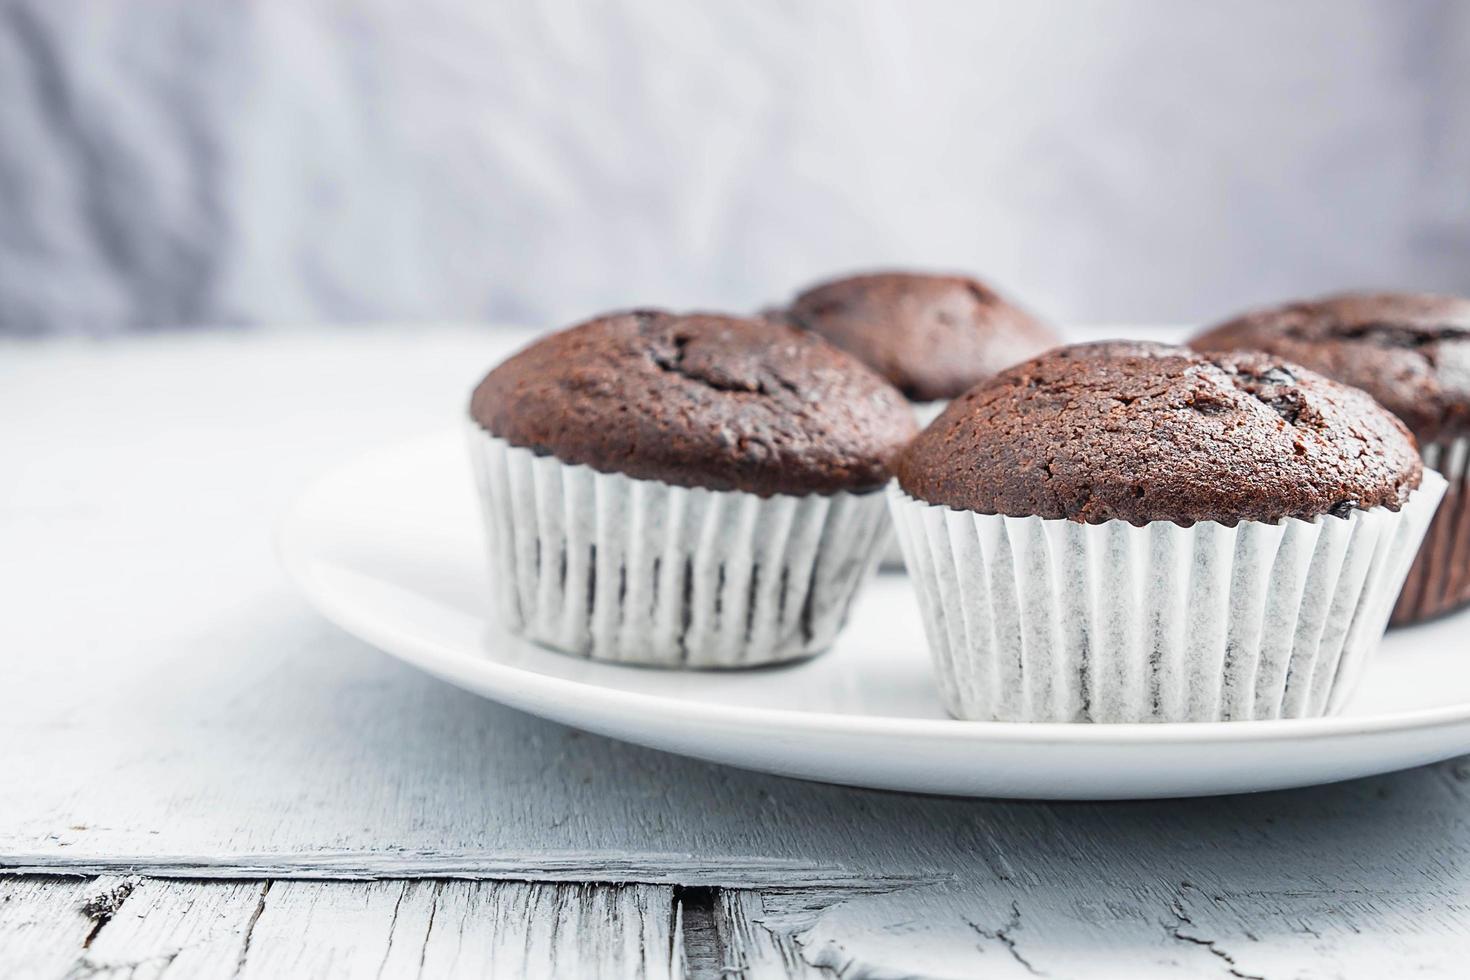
[1394,436,1470,623]
[879,399,951,570]
[888,473,1446,723]
[468,428,889,668]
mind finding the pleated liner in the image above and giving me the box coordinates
[469,428,890,668]
[888,473,1446,723]
[1392,436,1470,625]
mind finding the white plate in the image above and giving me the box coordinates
[280,432,1470,800]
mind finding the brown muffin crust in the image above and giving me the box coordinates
[471,310,918,497]
[782,271,1060,402]
[896,342,1422,525]
[1192,292,1470,442]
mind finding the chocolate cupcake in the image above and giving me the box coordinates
[1192,293,1470,624]
[888,342,1444,723]
[468,310,917,667]
[781,271,1060,423]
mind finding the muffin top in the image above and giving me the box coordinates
[1192,292,1470,443]
[781,271,1060,402]
[896,342,1422,525]
[471,310,918,497]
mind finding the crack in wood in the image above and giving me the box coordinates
[1168,888,1266,980]
[4,871,1332,979]
[374,881,410,980]
[233,880,271,977]
[674,886,722,978]
[77,875,139,949]
[544,883,572,974]
[418,881,442,978]
[66,948,182,980]
[968,900,1045,977]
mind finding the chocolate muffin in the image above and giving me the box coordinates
[468,310,917,668]
[1192,292,1470,624]
[472,310,915,497]
[781,271,1060,404]
[887,342,1445,723]
[898,342,1422,526]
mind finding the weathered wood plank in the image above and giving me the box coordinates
[707,889,838,979]
[11,871,1470,979]
[229,879,429,978]
[0,876,114,980]
[410,881,678,979]
[783,811,1470,979]
[1,876,682,980]
[65,878,264,980]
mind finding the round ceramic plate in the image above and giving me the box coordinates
[280,432,1470,800]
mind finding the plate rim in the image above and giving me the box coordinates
[278,432,1470,751]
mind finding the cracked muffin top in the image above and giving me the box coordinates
[779,271,1060,403]
[470,310,918,497]
[895,341,1422,525]
[1191,292,1470,443]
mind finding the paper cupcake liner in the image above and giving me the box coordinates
[879,399,950,570]
[888,473,1446,723]
[1392,436,1470,625]
[468,428,889,668]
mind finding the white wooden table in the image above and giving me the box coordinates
[5,326,1470,979]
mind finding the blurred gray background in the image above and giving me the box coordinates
[1,0,1467,336]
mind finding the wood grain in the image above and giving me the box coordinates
[0,877,679,980]
[20,871,1470,978]
[709,889,845,979]
[71,878,263,980]
[0,876,110,980]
